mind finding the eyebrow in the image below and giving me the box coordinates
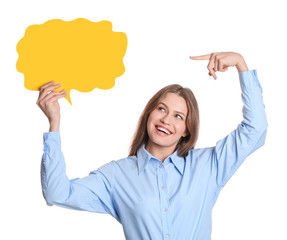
[158,102,186,117]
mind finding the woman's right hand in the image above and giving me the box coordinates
[36,81,67,131]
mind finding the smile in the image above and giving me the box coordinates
[155,125,172,135]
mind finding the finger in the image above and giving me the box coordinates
[43,89,66,102]
[38,89,66,106]
[212,69,217,80]
[38,84,62,101]
[189,54,211,60]
[38,81,55,97]
[39,81,55,92]
[37,91,66,110]
[46,91,68,104]
[214,56,219,72]
[42,83,61,93]
[207,55,217,80]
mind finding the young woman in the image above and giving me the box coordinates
[38,52,268,240]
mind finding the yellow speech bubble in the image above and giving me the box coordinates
[16,18,127,104]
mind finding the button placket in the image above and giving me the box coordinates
[157,162,171,239]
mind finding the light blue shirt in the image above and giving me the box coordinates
[41,70,268,240]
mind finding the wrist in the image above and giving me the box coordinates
[236,55,249,72]
[49,119,60,132]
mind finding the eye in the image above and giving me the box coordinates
[176,114,183,120]
[158,107,165,112]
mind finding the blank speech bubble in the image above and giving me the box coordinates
[16,18,128,104]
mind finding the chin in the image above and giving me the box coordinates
[149,137,178,150]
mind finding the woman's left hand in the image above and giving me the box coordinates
[190,52,248,80]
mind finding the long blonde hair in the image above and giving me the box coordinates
[129,84,199,158]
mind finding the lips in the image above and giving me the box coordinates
[155,125,172,135]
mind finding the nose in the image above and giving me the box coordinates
[160,114,171,125]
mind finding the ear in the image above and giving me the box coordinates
[182,129,189,138]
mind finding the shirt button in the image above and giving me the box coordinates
[166,233,170,238]
[161,186,165,190]
[164,208,168,212]
[159,164,163,168]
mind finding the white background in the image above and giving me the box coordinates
[1,0,286,239]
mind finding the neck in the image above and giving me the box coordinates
[145,144,175,162]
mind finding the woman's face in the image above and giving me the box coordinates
[146,93,188,155]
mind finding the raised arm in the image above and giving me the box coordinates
[190,52,268,189]
[37,82,118,219]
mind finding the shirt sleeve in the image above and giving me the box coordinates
[212,70,268,190]
[41,132,119,221]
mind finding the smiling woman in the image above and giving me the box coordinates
[37,52,268,240]
[129,85,199,161]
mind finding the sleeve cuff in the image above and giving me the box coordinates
[43,131,61,152]
[239,69,262,92]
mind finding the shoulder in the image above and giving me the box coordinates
[186,147,215,163]
[114,155,137,166]
[92,156,138,174]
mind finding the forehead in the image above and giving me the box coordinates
[160,93,187,114]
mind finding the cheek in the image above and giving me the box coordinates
[147,113,154,127]
[148,110,160,124]
[146,114,155,135]
[174,121,187,135]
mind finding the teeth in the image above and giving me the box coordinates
[157,127,171,135]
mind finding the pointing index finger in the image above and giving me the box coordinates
[189,54,211,60]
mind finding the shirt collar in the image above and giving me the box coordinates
[137,145,153,175]
[169,150,185,176]
[137,145,185,176]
